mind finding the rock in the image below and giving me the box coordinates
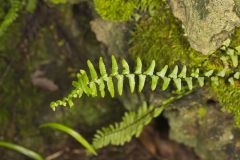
[164,89,240,160]
[169,0,240,54]
[90,18,129,56]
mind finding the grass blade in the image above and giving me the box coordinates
[0,141,44,160]
[40,123,97,156]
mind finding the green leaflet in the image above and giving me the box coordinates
[107,77,114,97]
[227,48,238,67]
[168,66,178,78]
[162,77,171,91]
[138,75,146,92]
[40,123,97,156]
[89,82,98,97]
[156,65,168,77]
[122,59,130,74]
[79,70,91,95]
[111,55,118,75]
[173,78,181,91]
[151,75,159,91]
[231,54,238,67]
[185,77,193,90]
[87,60,98,80]
[127,74,135,93]
[191,68,199,78]
[179,65,187,78]
[0,141,44,160]
[198,77,204,87]
[116,75,124,96]
[144,60,155,75]
[234,72,240,79]
[98,78,106,97]
[204,70,214,77]
[135,57,142,74]
[217,69,226,77]
[67,98,74,108]
[99,57,107,77]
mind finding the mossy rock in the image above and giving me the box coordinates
[129,0,206,67]
[165,88,240,160]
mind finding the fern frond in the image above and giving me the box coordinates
[92,93,188,149]
[51,55,240,110]
[92,102,157,149]
[0,0,22,37]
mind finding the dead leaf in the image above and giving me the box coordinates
[31,70,58,92]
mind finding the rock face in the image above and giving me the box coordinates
[164,89,240,160]
[169,0,240,54]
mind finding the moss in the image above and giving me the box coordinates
[25,0,38,13]
[229,27,240,48]
[47,0,68,4]
[93,0,137,21]
[209,28,240,127]
[212,82,240,127]
[198,106,207,118]
[129,0,207,67]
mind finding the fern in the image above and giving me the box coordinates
[0,0,22,37]
[92,93,188,149]
[51,55,240,110]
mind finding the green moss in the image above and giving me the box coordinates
[47,0,68,4]
[212,82,240,127]
[229,27,240,48]
[129,0,207,67]
[211,28,240,127]
[25,0,37,13]
[198,106,207,118]
[93,0,137,21]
